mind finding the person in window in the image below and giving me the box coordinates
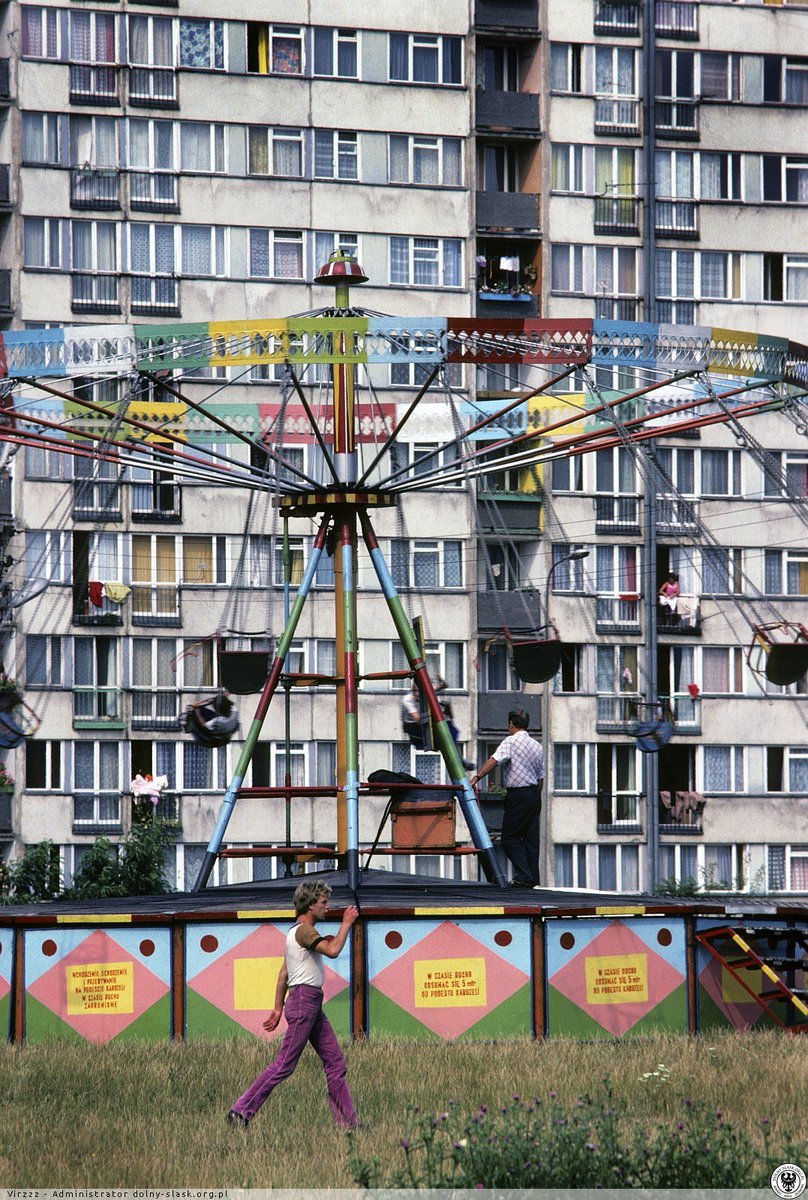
[658,572,680,625]
[227,882,359,1130]
[469,707,544,888]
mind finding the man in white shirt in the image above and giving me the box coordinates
[469,708,544,888]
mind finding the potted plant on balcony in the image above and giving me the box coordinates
[0,762,13,792]
[0,673,21,712]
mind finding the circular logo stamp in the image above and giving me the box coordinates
[771,1163,807,1199]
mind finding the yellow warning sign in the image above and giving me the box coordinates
[414,958,486,1008]
[233,956,284,1011]
[66,961,134,1015]
[585,954,648,1005]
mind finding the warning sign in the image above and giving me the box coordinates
[66,961,134,1015]
[585,953,648,1005]
[233,956,284,1011]
[413,957,486,1008]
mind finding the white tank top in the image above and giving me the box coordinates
[285,923,324,988]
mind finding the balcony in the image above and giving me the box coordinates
[476,190,540,232]
[70,167,120,211]
[594,95,641,136]
[596,693,641,733]
[655,0,699,39]
[73,686,125,729]
[0,472,11,519]
[73,478,121,521]
[656,494,699,534]
[71,272,120,315]
[476,89,540,132]
[132,585,181,626]
[595,495,640,533]
[479,690,536,734]
[475,0,539,32]
[659,789,704,834]
[595,297,640,321]
[0,788,11,835]
[658,596,701,635]
[597,789,642,832]
[594,195,640,236]
[0,59,11,105]
[659,692,700,732]
[132,690,180,730]
[0,164,11,211]
[69,63,119,105]
[73,594,124,626]
[655,198,699,238]
[128,66,178,108]
[129,171,179,213]
[72,792,122,835]
[477,589,540,632]
[130,275,180,318]
[476,494,542,534]
[594,0,641,35]
[655,97,699,140]
[0,269,10,317]
[596,594,641,634]
[131,791,181,831]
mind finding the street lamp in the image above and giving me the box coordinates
[540,547,590,887]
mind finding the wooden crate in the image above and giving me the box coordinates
[390,798,456,849]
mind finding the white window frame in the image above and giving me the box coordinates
[178,18,225,71]
[553,743,589,792]
[25,634,64,688]
[72,741,122,827]
[180,122,226,174]
[248,228,304,280]
[701,745,745,794]
[698,251,742,300]
[23,217,61,270]
[389,236,462,288]
[550,42,582,94]
[596,843,640,892]
[180,224,227,277]
[314,130,358,180]
[22,112,60,165]
[270,25,304,75]
[128,14,176,68]
[389,32,462,86]
[313,27,359,79]
[551,143,584,194]
[24,530,70,582]
[22,6,61,58]
[26,738,63,791]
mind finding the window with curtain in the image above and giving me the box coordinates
[22,7,60,57]
[784,58,808,104]
[248,128,270,176]
[270,25,303,74]
[182,638,213,690]
[22,113,59,164]
[550,43,581,93]
[182,536,215,584]
[24,217,61,269]
[700,152,741,201]
[183,743,213,790]
[314,131,357,180]
[785,550,808,594]
[179,19,224,70]
[595,45,635,95]
[181,123,224,173]
[181,226,225,276]
[703,746,743,792]
[272,129,303,176]
[389,33,461,84]
[313,28,358,78]
[274,231,303,277]
[700,52,740,101]
[788,748,808,792]
[701,448,741,495]
[70,11,115,63]
[702,647,744,694]
[551,144,584,193]
[551,244,584,294]
[128,16,173,67]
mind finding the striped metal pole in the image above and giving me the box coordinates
[337,510,361,890]
[191,516,331,891]
[359,509,507,887]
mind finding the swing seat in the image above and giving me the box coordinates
[749,622,808,687]
[0,708,31,749]
[765,643,808,687]
[183,702,239,749]
[0,688,23,714]
[633,719,674,753]
[218,650,271,694]
[511,634,563,684]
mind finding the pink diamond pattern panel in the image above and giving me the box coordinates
[550,920,684,1037]
[371,920,529,1039]
[26,928,169,1045]
[698,956,765,1031]
[188,923,348,1040]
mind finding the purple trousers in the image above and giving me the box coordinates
[230,984,357,1128]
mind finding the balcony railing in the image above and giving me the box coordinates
[73,593,124,625]
[132,585,181,626]
[128,66,178,107]
[0,472,11,519]
[655,97,699,139]
[0,59,11,103]
[132,690,181,730]
[659,692,700,731]
[0,268,11,315]
[595,297,641,321]
[73,686,123,726]
[594,95,641,135]
[129,171,179,212]
[72,791,122,832]
[595,495,641,532]
[70,167,120,211]
[656,494,699,532]
[594,195,640,235]
[0,164,10,209]
[475,0,539,31]
[655,0,699,38]
[594,0,641,34]
[597,789,642,831]
[595,693,642,732]
[655,198,699,237]
[658,595,701,635]
[132,791,181,828]
[476,191,540,231]
[659,789,704,833]
[130,275,180,317]
[596,594,641,633]
[476,89,540,132]
[73,478,121,520]
[69,63,119,104]
[71,272,120,315]
[0,789,11,835]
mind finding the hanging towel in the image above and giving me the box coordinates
[88,581,104,608]
[104,581,131,604]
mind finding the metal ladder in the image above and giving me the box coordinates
[696,924,808,1032]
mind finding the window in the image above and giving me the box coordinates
[388,135,462,186]
[26,635,63,687]
[132,638,180,729]
[69,9,115,65]
[550,43,582,93]
[22,113,60,165]
[21,6,60,58]
[763,452,808,498]
[182,536,227,585]
[655,251,695,323]
[389,33,462,85]
[595,246,637,298]
[702,746,744,793]
[314,232,358,273]
[701,647,744,694]
[656,49,695,99]
[596,744,639,827]
[764,549,808,596]
[74,636,120,721]
[551,544,588,591]
[763,156,808,203]
[178,19,224,70]
[764,55,808,104]
[655,150,694,201]
[249,229,304,279]
[550,244,584,296]
[699,252,741,300]
[128,15,174,69]
[479,641,519,692]
[701,449,742,496]
[73,741,121,827]
[554,844,587,889]
[656,447,695,495]
[181,637,214,691]
[181,123,225,173]
[554,744,588,791]
[132,534,179,621]
[23,218,61,270]
[595,448,635,496]
[390,237,461,288]
[767,747,808,792]
[482,43,519,92]
[596,544,637,595]
[26,739,62,791]
[72,219,117,274]
[597,845,639,892]
[596,644,638,695]
[183,742,227,791]
[700,52,740,101]
[70,115,117,172]
[265,25,303,74]
[25,530,69,583]
[313,27,358,78]
[595,45,636,97]
[764,254,808,302]
[551,144,584,194]
[700,152,741,201]
[130,223,177,314]
[390,539,463,589]
[181,225,226,277]
[550,454,583,492]
[314,131,358,180]
[393,640,465,690]
[701,547,743,595]
[768,845,808,893]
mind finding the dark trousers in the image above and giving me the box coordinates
[501,783,542,885]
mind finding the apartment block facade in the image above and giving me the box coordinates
[0,0,805,895]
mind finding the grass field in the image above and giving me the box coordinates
[1,1032,806,1189]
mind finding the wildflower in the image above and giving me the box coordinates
[677,1122,685,1131]
[586,1143,597,1152]
[400,1139,410,1150]
[549,1090,557,1099]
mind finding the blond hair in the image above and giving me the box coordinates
[293,880,332,915]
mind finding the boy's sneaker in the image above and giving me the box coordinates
[227,1111,250,1129]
